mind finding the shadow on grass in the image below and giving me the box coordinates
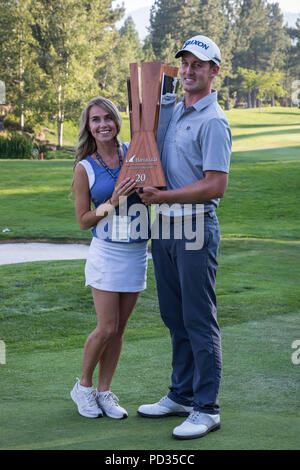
[233,127,300,141]
[230,146,300,163]
[261,110,300,116]
[232,123,300,129]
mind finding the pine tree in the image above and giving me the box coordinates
[286,17,300,106]
[149,0,198,59]
[234,0,270,71]
[194,0,224,40]
[266,2,289,71]
[147,0,237,108]
[217,0,237,109]
[141,38,156,62]
[156,34,178,65]
[109,16,142,110]
[89,0,124,98]
[233,0,272,106]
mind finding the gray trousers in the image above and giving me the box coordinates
[151,212,222,414]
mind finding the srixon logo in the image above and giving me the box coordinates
[183,40,210,50]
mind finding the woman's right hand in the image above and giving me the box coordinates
[110,177,136,207]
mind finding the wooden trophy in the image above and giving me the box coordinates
[117,62,178,188]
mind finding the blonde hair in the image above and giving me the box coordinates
[73,96,122,170]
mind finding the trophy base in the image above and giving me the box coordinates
[117,131,166,188]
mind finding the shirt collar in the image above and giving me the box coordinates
[181,89,218,112]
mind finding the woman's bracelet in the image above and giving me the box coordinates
[109,197,118,208]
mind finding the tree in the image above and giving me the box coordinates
[90,0,125,99]
[108,17,142,110]
[217,0,237,109]
[156,34,178,65]
[194,0,225,40]
[31,0,90,145]
[232,0,290,106]
[238,67,261,107]
[288,17,300,77]
[148,0,237,107]
[0,0,40,130]
[30,0,123,146]
[238,67,286,107]
[141,37,156,63]
[266,2,289,71]
[149,0,198,59]
[256,70,287,106]
[234,0,270,72]
[286,17,300,106]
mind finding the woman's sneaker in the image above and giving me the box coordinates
[70,378,103,418]
[96,391,128,419]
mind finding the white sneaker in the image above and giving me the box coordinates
[97,391,128,419]
[172,411,220,440]
[137,395,193,418]
[70,378,103,418]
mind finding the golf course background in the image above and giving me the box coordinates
[0,107,299,450]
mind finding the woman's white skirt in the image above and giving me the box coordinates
[85,237,148,292]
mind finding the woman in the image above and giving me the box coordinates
[70,97,148,419]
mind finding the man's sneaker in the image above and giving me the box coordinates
[96,391,128,419]
[70,378,103,418]
[172,411,220,440]
[137,395,193,418]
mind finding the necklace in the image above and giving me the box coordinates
[94,148,123,181]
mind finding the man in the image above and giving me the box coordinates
[137,35,232,440]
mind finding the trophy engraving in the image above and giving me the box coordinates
[117,62,178,188]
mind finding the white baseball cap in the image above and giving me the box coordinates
[175,35,221,65]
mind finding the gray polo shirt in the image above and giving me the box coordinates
[158,90,232,214]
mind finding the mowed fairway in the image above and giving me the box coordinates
[0,107,299,450]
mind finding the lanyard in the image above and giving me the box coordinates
[95,147,123,181]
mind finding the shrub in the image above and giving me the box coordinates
[0,133,33,159]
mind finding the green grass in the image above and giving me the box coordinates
[0,240,299,354]
[0,315,298,450]
[0,107,299,242]
[0,160,87,241]
[46,107,300,151]
[0,113,131,241]
[0,251,299,450]
[217,107,300,240]
[0,106,299,450]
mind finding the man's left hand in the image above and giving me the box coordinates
[136,187,162,205]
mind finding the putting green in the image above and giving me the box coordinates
[0,312,298,450]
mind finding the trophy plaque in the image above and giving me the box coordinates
[117,62,179,188]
